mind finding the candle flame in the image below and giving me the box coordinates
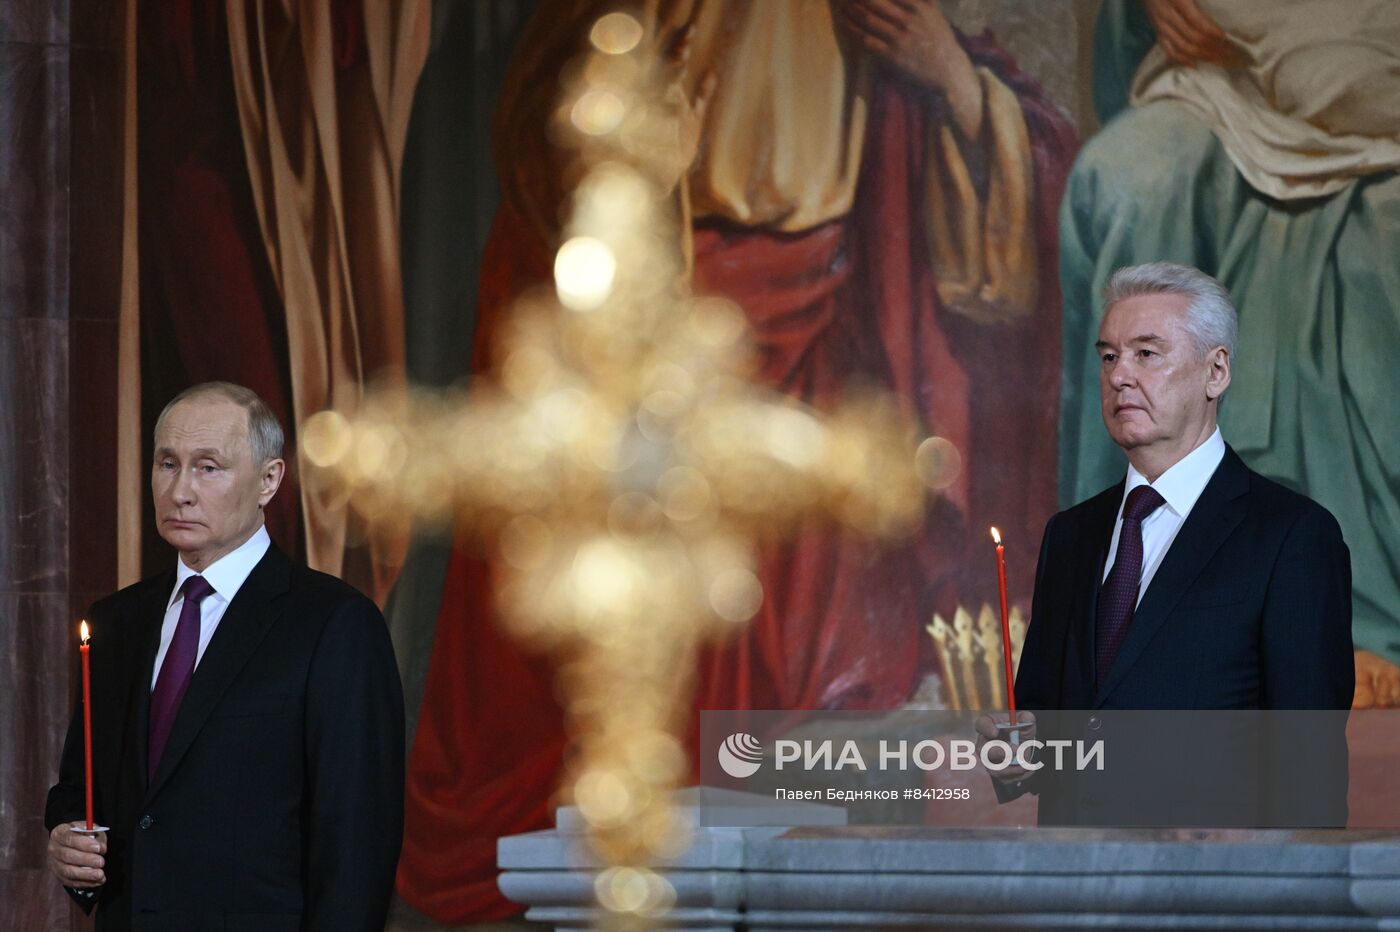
[80,620,89,643]
[990,526,1002,545]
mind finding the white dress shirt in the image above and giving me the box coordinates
[1102,428,1226,605]
[151,524,271,689]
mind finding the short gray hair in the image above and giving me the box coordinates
[155,382,285,465]
[1103,262,1238,362]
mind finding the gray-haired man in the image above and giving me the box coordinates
[982,263,1353,824]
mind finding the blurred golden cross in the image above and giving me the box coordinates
[301,11,953,924]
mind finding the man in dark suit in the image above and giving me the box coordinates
[46,382,404,930]
[979,262,1353,824]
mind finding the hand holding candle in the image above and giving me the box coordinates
[990,528,1016,725]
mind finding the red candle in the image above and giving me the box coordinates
[990,528,1016,725]
[80,620,94,830]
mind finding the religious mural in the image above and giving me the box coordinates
[392,0,1080,920]
[110,0,1400,925]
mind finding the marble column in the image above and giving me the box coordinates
[1,0,126,927]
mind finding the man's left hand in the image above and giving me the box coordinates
[974,711,1038,784]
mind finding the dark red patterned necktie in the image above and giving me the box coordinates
[1096,485,1166,689]
[149,575,214,777]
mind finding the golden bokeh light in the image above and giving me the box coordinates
[623,732,687,784]
[574,162,652,222]
[581,49,641,91]
[554,236,617,311]
[764,405,826,469]
[570,88,627,136]
[300,410,352,467]
[530,387,588,443]
[915,436,963,492]
[501,344,560,400]
[658,466,712,523]
[589,12,644,55]
[594,866,675,916]
[572,538,640,617]
[575,768,635,828]
[352,425,406,483]
[301,11,935,922]
[708,567,764,623]
[685,297,748,351]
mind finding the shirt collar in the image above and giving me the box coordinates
[169,524,272,609]
[1123,427,1226,519]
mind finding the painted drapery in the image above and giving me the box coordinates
[127,0,427,600]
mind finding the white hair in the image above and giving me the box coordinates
[155,381,285,465]
[1103,262,1238,363]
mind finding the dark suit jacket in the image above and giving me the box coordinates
[46,544,405,932]
[1009,447,1354,825]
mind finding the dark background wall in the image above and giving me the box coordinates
[1,0,126,927]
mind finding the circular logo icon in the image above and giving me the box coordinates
[717,733,763,778]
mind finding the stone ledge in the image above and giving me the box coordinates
[497,793,1400,929]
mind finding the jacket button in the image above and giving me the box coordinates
[1087,715,1102,731]
[139,814,153,829]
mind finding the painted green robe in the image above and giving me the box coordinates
[1059,1,1400,664]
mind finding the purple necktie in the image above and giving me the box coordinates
[149,575,214,777]
[1095,485,1166,689]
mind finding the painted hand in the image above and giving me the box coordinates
[835,0,984,137]
[1142,0,1241,68]
[645,23,717,192]
[1354,649,1400,709]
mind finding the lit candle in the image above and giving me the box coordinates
[80,620,94,831]
[990,528,1016,725]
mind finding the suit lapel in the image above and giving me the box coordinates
[132,571,174,793]
[144,546,292,802]
[1064,484,1121,706]
[1094,448,1250,707]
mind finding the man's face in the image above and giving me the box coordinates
[152,397,283,571]
[1097,292,1225,461]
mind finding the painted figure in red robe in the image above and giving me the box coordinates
[398,1,1077,920]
